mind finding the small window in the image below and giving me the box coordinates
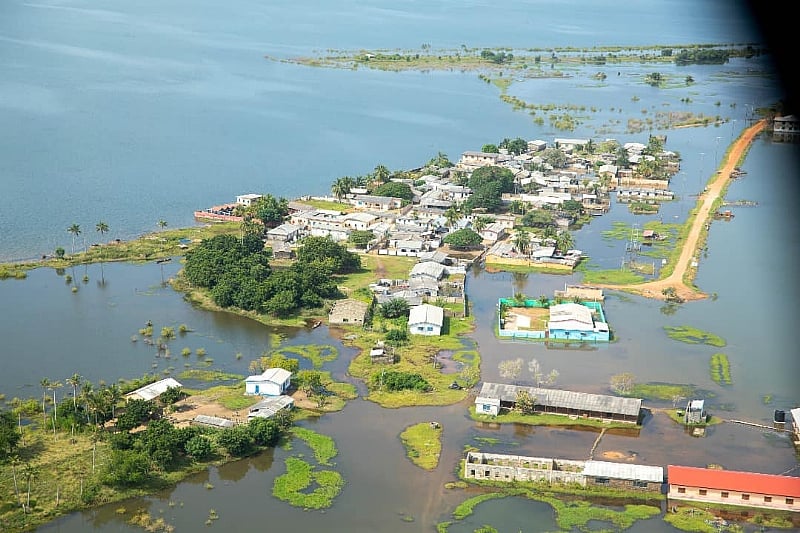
[699,489,707,496]
[764,496,772,503]
[721,492,729,498]
[742,494,750,501]
[786,498,794,505]
[633,481,648,488]
[677,487,686,494]
[594,477,609,485]
[469,469,475,476]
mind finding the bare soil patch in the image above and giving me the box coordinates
[504,306,549,331]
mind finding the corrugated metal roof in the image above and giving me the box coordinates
[125,377,183,401]
[479,382,642,417]
[584,460,664,482]
[193,415,235,428]
[409,303,444,327]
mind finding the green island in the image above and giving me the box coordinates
[664,325,727,347]
[710,353,733,385]
[273,427,344,510]
[399,422,443,470]
[272,43,758,132]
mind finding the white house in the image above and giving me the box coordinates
[547,303,596,331]
[245,368,292,396]
[479,222,507,243]
[475,396,501,416]
[408,303,445,336]
[236,194,262,207]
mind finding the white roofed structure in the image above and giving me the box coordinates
[125,378,183,402]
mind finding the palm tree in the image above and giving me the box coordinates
[158,219,167,231]
[104,383,123,419]
[512,229,530,256]
[66,373,82,409]
[50,380,63,425]
[509,199,526,215]
[444,206,461,229]
[95,222,109,284]
[67,224,81,255]
[472,216,494,234]
[23,462,38,513]
[555,230,574,253]
[373,164,390,183]
[331,177,352,202]
[39,378,51,425]
[537,294,550,308]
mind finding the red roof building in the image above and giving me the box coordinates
[668,465,800,513]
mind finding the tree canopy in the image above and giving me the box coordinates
[371,181,414,203]
[247,194,289,229]
[466,165,514,212]
[444,228,482,250]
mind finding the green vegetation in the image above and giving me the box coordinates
[373,370,432,392]
[709,353,732,385]
[664,326,726,347]
[452,491,524,520]
[274,344,338,369]
[272,457,345,510]
[399,422,442,470]
[291,427,338,465]
[177,369,243,382]
[629,382,695,401]
[468,406,637,430]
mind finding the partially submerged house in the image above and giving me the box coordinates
[667,465,800,513]
[475,382,642,424]
[684,399,706,424]
[245,368,292,396]
[464,451,663,492]
[547,302,609,341]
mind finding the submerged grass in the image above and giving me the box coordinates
[709,353,732,385]
[274,344,338,369]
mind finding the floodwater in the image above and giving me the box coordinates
[0,0,798,531]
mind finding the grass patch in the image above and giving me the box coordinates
[344,315,478,408]
[274,344,338,369]
[664,326,726,347]
[709,353,732,385]
[177,369,243,382]
[399,422,442,470]
[190,383,260,410]
[469,406,637,430]
[291,427,338,465]
[336,254,417,296]
[629,382,695,401]
[452,491,525,520]
[272,457,344,510]
[533,493,661,531]
[290,199,353,212]
[578,267,646,285]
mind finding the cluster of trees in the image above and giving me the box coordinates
[479,49,513,64]
[184,234,359,317]
[674,48,730,65]
[373,370,432,392]
[330,159,448,203]
[464,165,515,212]
[239,194,290,229]
[481,137,528,155]
[105,411,291,488]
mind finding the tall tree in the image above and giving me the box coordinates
[373,164,390,183]
[512,229,530,256]
[96,221,109,284]
[444,206,461,229]
[66,373,82,409]
[555,230,574,253]
[67,224,81,255]
[39,378,51,425]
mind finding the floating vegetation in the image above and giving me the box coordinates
[709,353,732,385]
[204,482,214,490]
[292,427,338,465]
[274,344,338,369]
[664,325,726,347]
[272,457,344,510]
[444,481,468,489]
[473,437,519,447]
[400,422,442,470]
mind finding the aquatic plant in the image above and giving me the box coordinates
[272,457,344,510]
[291,427,338,465]
[709,353,732,385]
[399,422,442,470]
[663,326,726,347]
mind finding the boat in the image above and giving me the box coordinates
[312,321,322,329]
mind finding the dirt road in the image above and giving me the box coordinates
[594,119,767,302]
